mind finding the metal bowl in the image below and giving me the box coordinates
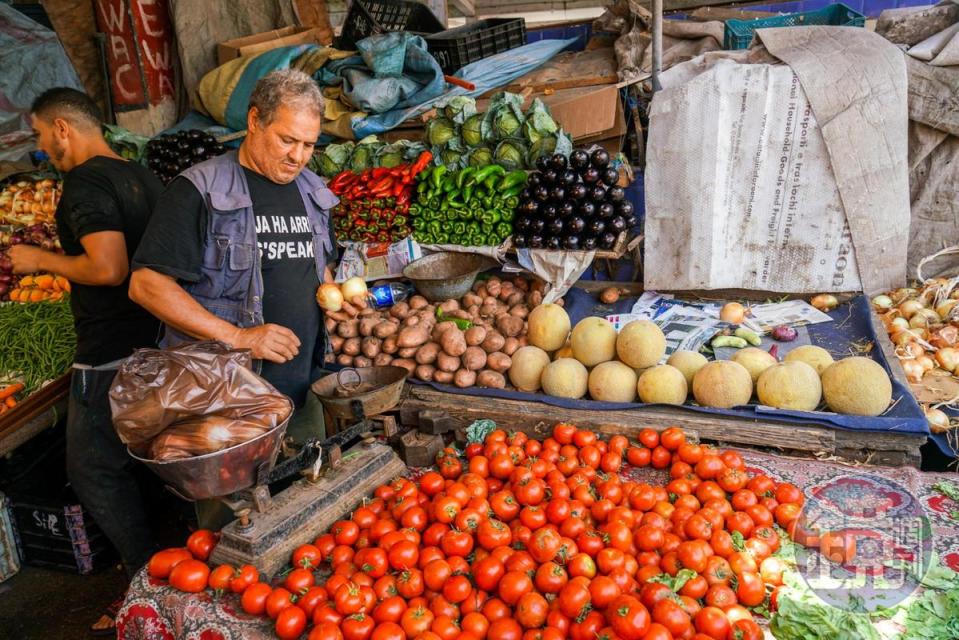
[129,418,289,501]
[311,366,407,420]
[402,252,498,302]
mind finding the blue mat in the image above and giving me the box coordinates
[392,290,929,439]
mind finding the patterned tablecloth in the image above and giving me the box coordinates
[117,450,959,640]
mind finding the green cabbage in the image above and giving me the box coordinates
[443,96,477,124]
[349,143,375,172]
[426,117,457,147]
[493,139,528,170]
[312,141,354,176]
[467,146,492,167]
[462,114,486,146]
[375,144,404,168]
[483,92,526,141]
[523,98,559,144]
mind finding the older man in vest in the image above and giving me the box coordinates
[130,70,338,445]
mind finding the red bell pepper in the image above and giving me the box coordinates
[410,151,433,175]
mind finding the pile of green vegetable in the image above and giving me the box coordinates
[312,136,429,177]
[0,299,75,395]
[425,93,572,170]
[410,165,525,246]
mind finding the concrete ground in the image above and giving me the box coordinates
[0,563,128,639]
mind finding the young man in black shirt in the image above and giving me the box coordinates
[9,88,161,633]
[130,70,338,445]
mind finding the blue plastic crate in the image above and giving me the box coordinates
[724,3,866,49]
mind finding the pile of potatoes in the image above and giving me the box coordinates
[324,276,559,389]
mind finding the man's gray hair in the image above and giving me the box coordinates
[248,69,324,125]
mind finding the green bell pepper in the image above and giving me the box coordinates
[498,170,527,190]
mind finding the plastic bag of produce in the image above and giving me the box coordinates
[109,341,292,458]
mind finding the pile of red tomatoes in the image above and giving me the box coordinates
[148,424,816,640]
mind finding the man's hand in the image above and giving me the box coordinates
[230,324,301,363]
[7,245,45,274]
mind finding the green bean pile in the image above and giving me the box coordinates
[0,300,75,394]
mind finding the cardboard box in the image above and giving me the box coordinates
[217,26,330,66]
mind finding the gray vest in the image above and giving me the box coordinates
[160,151,338,348]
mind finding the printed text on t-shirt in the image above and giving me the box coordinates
[255,215,314,261]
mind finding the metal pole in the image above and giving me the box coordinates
[651,0,663,92]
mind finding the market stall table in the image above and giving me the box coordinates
[115,448,959,640]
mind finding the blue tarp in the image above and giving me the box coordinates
[387,291,929,439]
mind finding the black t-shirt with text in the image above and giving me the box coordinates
[132,168,336,405]
[56,156,162,365]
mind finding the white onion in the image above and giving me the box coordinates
[917,354,936,371]
[811,294,839,312]
[872,294,893,311]
[924,407,951,434]
[341,277,368,302]
[936,300,957,319]
[901,359,924,383]
[720,302,746,324]
[935,347,959,373]
[890,317,910,332]
[316,283,344,312]
[898,299,925,319]
[909,308,940,329]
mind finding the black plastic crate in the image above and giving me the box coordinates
[18,532,115,575]
[338,0,445,51]
[426,18,527,74]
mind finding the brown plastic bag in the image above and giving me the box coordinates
[109,341,293,459]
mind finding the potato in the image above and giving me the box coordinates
[382,336,399,354]
[398,347,418,359]
[436,352,461,373]
[481,331,506,353]
[359,307,377,317]
[475,285,488,299]
[509,305,529,319]
[325,352,336,364]
[361,337,381,358]
[531,279,545,294]
[486,281,502,298]
[433,370,455,384]
[432,321,457,342]
[463,293,483,309]
[398,325,430,348]
[440,329,468,357]
[487,352,512,373]
[353,356,372,368]
[472,280,485,294]
[467,304,481,318]
[415,342,440,365]
[338,320,359,338]
[392,358,416,374]
[373,353,393,367]
[359,317,379,337]
[454,369,477,388]
[477,370,506,389]
[517,336,529,348]
[529,291,544,307]
[337,354,354,366]
[329,335,345,352]
[438,299,460,314]
[496,315,524,338]
[503,337,520,356]
[449,309,472,321]
[325,317,337,332]
[342,337,361,356]
[499,282,515,300]
[465,326,488,346]
[415,364,436,382]
[513,277,529,291]
[389,301,411,320]
[462,346,488,371]
[409,295,429,310]
[403,315,420,327]
[506,292,525,308]
[373,321,399,339]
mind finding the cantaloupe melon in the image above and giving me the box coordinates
[527,303,571,352]
[784,345,834,375]
[667,351,708,387]
[588,361,638,402]
[756,361,822,411]
[692,361,753,408]
[821,357,892,416]
[571,317,617,367]
[616,320,666,369]
[508,346,551,392]
[731,347,777,384]
[638,365,688,405]
[541,358,589,399]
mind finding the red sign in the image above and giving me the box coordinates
[94,0,175,110]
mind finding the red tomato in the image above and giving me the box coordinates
[148,548,192,579]
[168,559,210,593]
[186,529,217,561]
[734,572,766,607]
[266,587,295,619]
[727,619,763,640]
[230,564,259,594]
[652,598,692,636]
[639,429,660,449]
[607,595,650,640]
[342,613,376,640]
[275,606,307,640]
[820,530,857,564]
[241,582,273,616]
[694,606,730,640]
[284,567,315,595]
[309,622,344,640]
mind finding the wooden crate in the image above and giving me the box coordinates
[397,287,927,467]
